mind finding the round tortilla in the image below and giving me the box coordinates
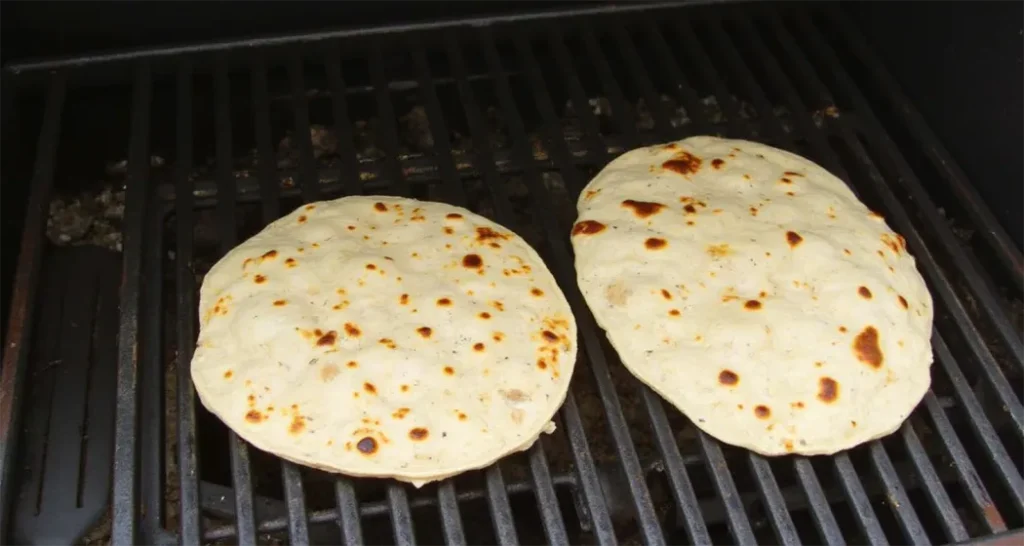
[192,196,576,486]
[570,136,933,456]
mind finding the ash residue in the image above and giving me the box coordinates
[46,186,126,252]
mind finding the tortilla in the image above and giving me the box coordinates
[192,195,576,486]
[570,136,933,456]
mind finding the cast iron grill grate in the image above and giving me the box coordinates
[1,3,1021,545]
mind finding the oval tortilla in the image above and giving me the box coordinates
[570,136,933,456]
[192,196,576,486]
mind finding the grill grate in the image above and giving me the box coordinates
[1,3,1022,545]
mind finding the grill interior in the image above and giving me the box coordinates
[2,3,1022,545]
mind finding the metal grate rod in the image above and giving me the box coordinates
[546,26,612,162]
[370,46,413,197]
[112,64,153,546]
[173,59,203,546]
[608,25,682,143]
[213,56,260,545]
[509,29,666,545]
[869,443,930,543]
[288,57,322,206]
[436,482,467,546]
[139,151,166,543]
[0,71,65,540]
[282,463,311,544]
[920,392,1008,534]
[900,422,970,542]
[324,48,364,197]
[933,335,1024,512]
[475,27,619,545]
[333,479,364,545]
[672,19,749,138]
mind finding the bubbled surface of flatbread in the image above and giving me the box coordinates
[570,136,933,456]
[192,196,576,486]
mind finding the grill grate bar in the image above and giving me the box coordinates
[899,422,970,542]
[610,25,680,144]
[212,57,260,545]
[387,486,416,546]
[833,453,889,545]
[510,29,666,545]
[477,26,619,545]
[697,432,759,544]
[140,149,166,543]
[410,42,469,208]
[0,71,65,541]
[282,463,311,544]
[747,455,802,545]
[578,26,642,143]
[112,64,152,546]
[921,392,1008,533]
[546,26,612,162]
[289,57,324,205]
[673,19,748,137]
[324,49,364,197]
[793,459,845,546]
[526,443,571,545]
[407,38,522,545]
[485,468,520,545]
[252,61,283,222]
[933,334,1024,511]
[788,12,1024,432]
[445,31,578,545]
[436,482,467,546]
[174,60,203,545]
[642,22,714,136]
[370,46,413,197]
[827,7,1024,292]
[333,479,364,545]
[321,49,369,546]
[703,18,791,143]
[869,443,930,543]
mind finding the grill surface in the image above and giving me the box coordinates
[1,2,1022,545]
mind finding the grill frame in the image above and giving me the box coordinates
[1,2,1021,545]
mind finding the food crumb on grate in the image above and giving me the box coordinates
[46,186,126,252]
